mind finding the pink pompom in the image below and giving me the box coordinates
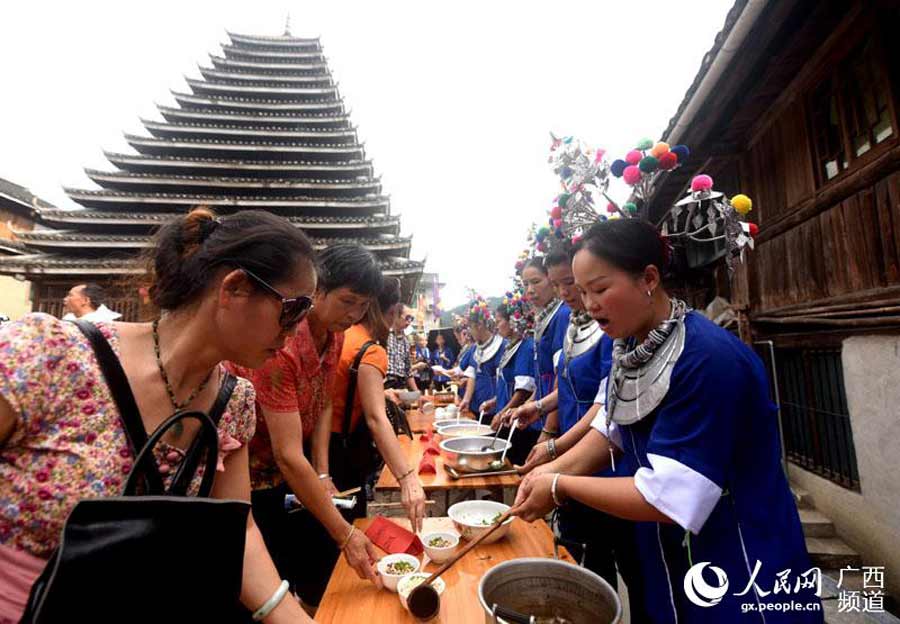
[691,174,714,192]
[594,149,606,163]
[623,165,642,185]
[550,205,562,219]
[606,202,617,214]
[552,218,562,229]
[571,235,582,245]
[625,150,642,166]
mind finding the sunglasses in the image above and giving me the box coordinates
[238,266,314,329]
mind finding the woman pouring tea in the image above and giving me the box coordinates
[511,218,821,623]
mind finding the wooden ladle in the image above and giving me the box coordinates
[406,509,514,620]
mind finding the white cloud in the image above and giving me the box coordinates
[1,0,733,307]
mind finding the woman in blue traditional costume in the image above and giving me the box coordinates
[519,257,570,451]
[489,290,536,466]
[452,321,474,400]
[512,218,821,623]
[428,332,455,391]
[459,297,506,420]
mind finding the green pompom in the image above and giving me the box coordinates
[558,193,571,207]
[623,202,638,214]
[636,138,654,150]
[639,156,659,173]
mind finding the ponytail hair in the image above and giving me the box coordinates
[144,207,315,311]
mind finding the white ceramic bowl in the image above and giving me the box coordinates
[447,500,513,544]
[420,531,460,563]
[398,573,446,612]
[436,423,494,438]
[444,405,459,416]
[377,553,421,592]
[434,407,447,419]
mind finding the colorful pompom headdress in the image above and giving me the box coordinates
[466,292,494,328]
[499,288,533,335]
[547,134,615,245]
[549,134,756,276]
[663,174,755,275]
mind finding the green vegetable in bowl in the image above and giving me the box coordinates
[428,536,452,548]
[385,561,415,575]
[480,512,503,526]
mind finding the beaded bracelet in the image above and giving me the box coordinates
[541,427,559,437]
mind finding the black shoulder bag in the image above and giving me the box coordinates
[21,320,250,623]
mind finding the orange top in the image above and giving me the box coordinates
[331,324,387,434]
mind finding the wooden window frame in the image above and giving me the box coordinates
[806,31,899,189]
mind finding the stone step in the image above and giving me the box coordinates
[800,508,837,538]
[792,485,814,509]
[807,536,862,569]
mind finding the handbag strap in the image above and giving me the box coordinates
[124,410,220,497]
[168,371,237,496]
[343,340,376,438]
[71,319,164,495]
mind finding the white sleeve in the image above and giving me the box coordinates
[590,404,622,450]
[513,375,536,393]
[592,377,607,405]
[463,365,476,379]
[634,453,723,535]
[552,349,562,372]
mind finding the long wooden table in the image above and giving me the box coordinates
[376,435,520,492]
[316,516,573,623]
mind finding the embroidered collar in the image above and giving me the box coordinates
[474,334,503,364]
[498,336,523,370]
[534,299,563,342]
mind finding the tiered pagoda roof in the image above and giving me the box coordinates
[1,30,421,284]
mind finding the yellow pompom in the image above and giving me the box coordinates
[650,142,670,158]
[732,194,752,215]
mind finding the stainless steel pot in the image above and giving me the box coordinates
[478,558,622,624]
[439,436,512,473]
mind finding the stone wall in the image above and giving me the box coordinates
[788,334,900,598]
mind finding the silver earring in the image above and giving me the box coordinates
[647,290,652,298]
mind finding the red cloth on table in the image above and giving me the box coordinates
[364,516,424,555]
[418,453,437,474]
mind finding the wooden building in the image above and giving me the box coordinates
[0,31,423,318]
[0,178,53,320]
[645,0,900,598]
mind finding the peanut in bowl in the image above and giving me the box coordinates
[376,553,421,592]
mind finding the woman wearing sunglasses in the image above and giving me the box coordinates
[227,244,385,610]
[0,207,318,623]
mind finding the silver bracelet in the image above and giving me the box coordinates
[252,579,289,621]
[547,438,557,460]
[535,399,545,416]
[317,473,331,481]
[551,473,564,507]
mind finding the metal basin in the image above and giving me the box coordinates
[433,418,478,430]
[436,423,494,438]
[478,558,622,624]
[439,436,512,473]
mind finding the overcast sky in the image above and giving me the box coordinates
[1,0,733,307]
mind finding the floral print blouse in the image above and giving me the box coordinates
[0,314,256,559]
